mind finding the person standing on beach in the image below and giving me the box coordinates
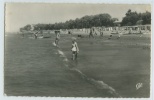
[100,28,103,37]
[71,37,79,60]
[68,30,72,35]
[34,31,38,39]
[54,30,60,47]
[89,28,94,38]
[93,28,97,36]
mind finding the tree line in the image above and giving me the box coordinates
[20,9,151,31]
[121,9,151,26]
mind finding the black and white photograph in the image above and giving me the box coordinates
[4,2,152,98]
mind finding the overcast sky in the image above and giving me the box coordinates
[5,3,151,32]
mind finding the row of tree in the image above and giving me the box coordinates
[20,9,151,31]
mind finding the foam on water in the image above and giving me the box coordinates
[52,42,56,46]
[58,50,65,56]
[70,68,87,79]
[53,43,121,97]
[58,50,66,58]
[70,68,121,97]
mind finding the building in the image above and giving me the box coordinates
[113,21,121,27]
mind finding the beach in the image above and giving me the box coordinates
[4,33,150,97]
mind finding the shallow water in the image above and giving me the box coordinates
[4,34,150,97]
[4,34,112,97]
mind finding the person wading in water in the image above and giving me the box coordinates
[71,37,79,60]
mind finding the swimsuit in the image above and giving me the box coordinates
[72,42,77,51]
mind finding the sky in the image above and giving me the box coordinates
[5,3,151,32]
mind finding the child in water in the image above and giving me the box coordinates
[71,37,79,60]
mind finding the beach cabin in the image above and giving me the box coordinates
[138,24,151,31]
[113,21,121,27]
